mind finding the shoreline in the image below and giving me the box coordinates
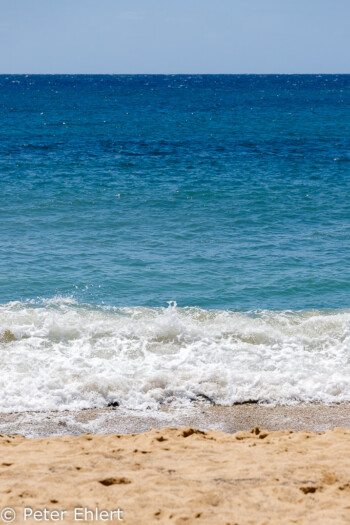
[1,402,350,438]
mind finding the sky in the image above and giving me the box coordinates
[1,0,349,74]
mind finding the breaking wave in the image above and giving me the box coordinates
[1,298,350,413]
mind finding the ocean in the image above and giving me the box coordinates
[1,75,350,420]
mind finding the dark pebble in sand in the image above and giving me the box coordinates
[107,401,120,408]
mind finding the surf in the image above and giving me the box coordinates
[1,298,350,413]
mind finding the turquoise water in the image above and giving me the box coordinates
[1,75,350,415]
[1,75,350,310]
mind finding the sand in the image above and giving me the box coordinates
[1,403,350,437]
[1,426,350,524]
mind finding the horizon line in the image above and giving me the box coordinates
[1,72,349,76]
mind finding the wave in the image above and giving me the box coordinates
[1,298,350,413]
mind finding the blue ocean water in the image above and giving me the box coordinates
[2,75,350,418]
[1,74,350,311]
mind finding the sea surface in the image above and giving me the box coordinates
[1,75,350,418]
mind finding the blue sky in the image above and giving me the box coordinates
[1,0,349,73]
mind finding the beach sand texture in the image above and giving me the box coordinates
[1,426,350,524]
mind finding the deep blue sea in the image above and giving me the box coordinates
[1,75,350,415]
[2,74,350,310]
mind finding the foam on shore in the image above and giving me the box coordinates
[1,298,350,413]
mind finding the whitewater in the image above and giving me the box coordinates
[1,298,349,414]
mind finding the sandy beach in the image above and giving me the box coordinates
[1,425,350,524]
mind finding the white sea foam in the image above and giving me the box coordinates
[1,298,350,413]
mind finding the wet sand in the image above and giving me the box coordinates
[0,403,349,437]
[1,425,350,524]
